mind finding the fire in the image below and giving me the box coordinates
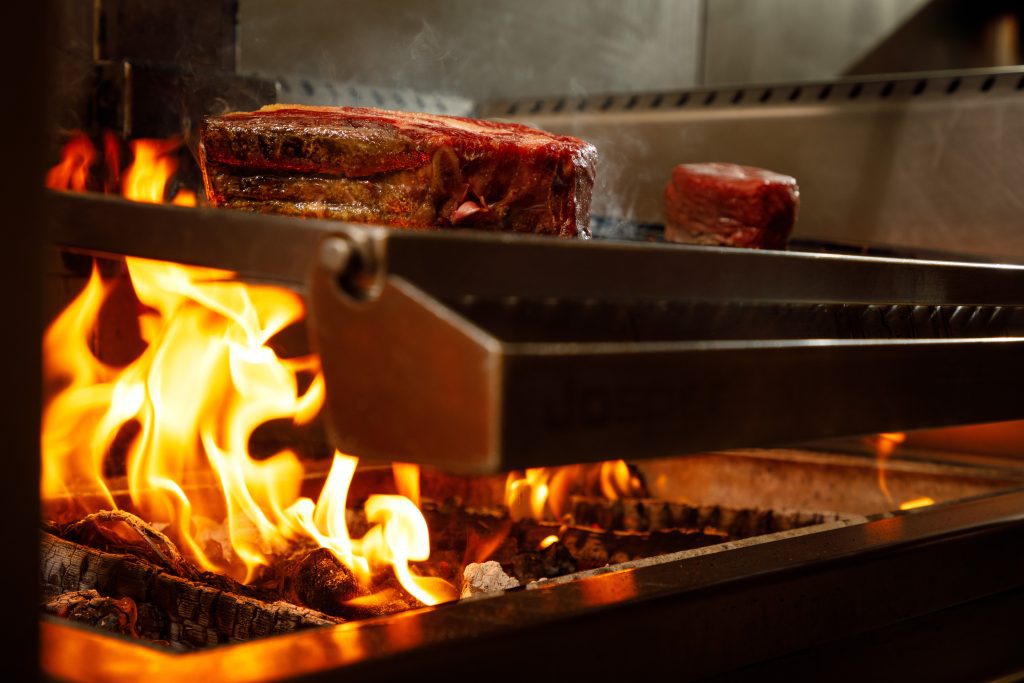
[899,497,935,510]
[46,134,96,192]
[505,460,643,522]
[874,431,906,509]
[123,138,196,205]
[392,463,421,507]
[46,131,197,206]
[873,432,935,511]
[42,138,456,607]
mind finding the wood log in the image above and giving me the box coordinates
[570,496,849,538]
[61,509,198,579]
[40,532,341,649]
[264,547,363,617]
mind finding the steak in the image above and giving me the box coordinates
[200,104,598,238]
[664,163,799,249]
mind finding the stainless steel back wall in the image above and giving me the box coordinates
[484,68,1024,260]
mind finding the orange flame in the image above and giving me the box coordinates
[505,460,642,522]
[102,131,121,193]
[874,432,934,511]
[392,463,421,508]
[899,496,935,510]
[41,149,454,606]
[47,132,198,206]
[46,134,96,192]
[123,138,195,205]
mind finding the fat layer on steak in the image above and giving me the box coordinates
[663,162,799,249]
[200,104,598,238]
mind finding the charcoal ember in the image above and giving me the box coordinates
[200,105,597,237]
[43,589,139,637]
[664,162,799,249]
[61,509,197,579]
[271,547,363,617]
[511,541,578,582]
[460,561,520,598]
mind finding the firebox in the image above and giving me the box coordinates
[30,2,1024,681]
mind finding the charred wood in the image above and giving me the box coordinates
[264,546,363,617]
[43,589,140,638]
[515,523,728,571]
[40,532,340,649]
[61,509,198,579]
[570,496,848,538]
[510,539,578,581]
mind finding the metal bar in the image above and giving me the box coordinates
[46,190,338,283]
[40,487,1024,681]
[498,337,1024,470]
[378,227,1024,305]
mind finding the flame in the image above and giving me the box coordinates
[172,190,197,207]
[538,534,559,550]
[123,138,194,205]
[102,131,121,194]
[392,463,421,508]
[874,432,933,511]
[47,132,197,206]
[41,148,454,606]
[899,496,935,510]
[46,134,96,192]
[505,460,642,522]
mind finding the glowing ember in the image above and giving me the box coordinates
[42,136,455,607]
[899,496,935,510]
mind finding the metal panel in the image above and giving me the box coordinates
[703,0,929,85]
[272,76,474,117]
[238,0,702,100]
[483,68,1024,261]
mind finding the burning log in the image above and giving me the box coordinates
[267,547,363,617]
[570,496,848,538]
[40,531,341,649]
[61,509,198,579]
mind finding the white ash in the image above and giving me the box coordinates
[460,561,519,598]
